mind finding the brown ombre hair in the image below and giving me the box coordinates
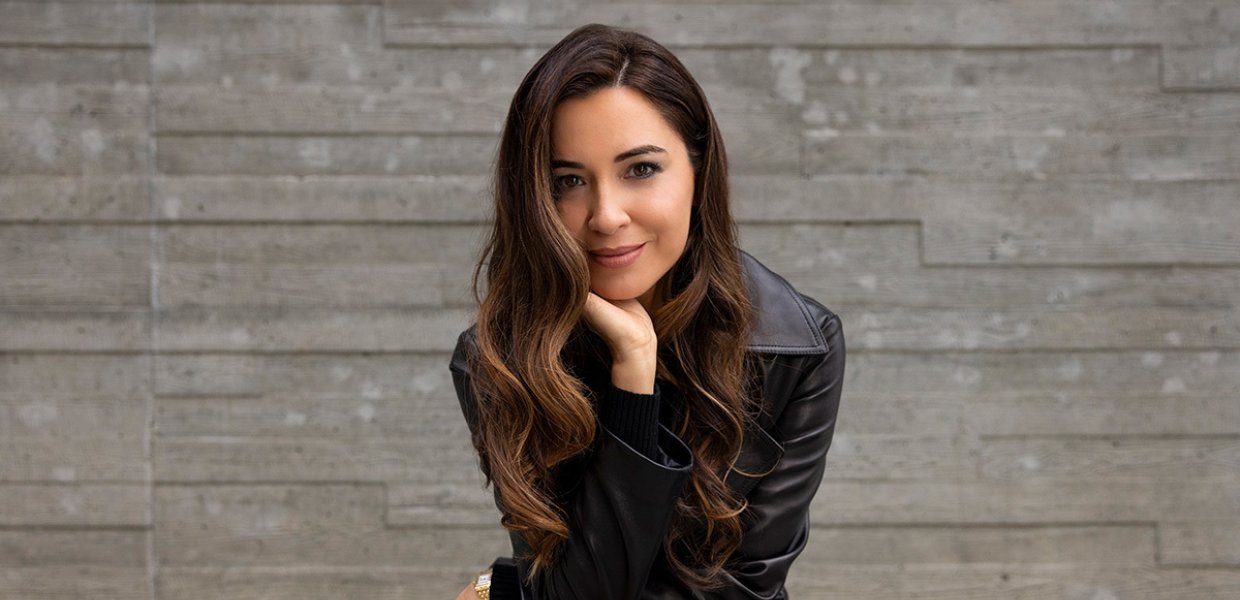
[463,23,762,592]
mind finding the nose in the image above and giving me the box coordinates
[586,180,631,235]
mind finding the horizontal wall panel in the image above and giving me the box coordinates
[154,484,508,565]
[808,478,1240,524]
[383,1,1235,48]
[0,176,148,222]
[980,437,1240,481]
[0,530,146,566]
[799,524,1156,565]
[157,566,488,600]
[801,133,1240,181]
[798,86,1240,136]
[0,483,147,527]
[1160,520,1240,566]
[151,175,489,223]
[154,135,496,175]
[0,225,149,307]
[784,564,1240,599]
[0,2,149,47]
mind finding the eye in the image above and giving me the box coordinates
[629,161,663,179]
[552,173,585,197]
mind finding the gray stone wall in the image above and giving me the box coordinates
[1,1,1238,598]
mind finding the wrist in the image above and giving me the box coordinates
[611,358,656,395]
[472,567,492,600]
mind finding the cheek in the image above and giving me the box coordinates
[654,173,694,231]
[555,202,585,231]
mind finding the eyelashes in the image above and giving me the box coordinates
[551,161,664,198]
[552,174,586,196]
[629,161,662,178]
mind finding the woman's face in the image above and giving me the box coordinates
[549,86,696,313]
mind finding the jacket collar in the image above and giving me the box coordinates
[740,249,829,355]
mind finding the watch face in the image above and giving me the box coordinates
[476,573,492,587]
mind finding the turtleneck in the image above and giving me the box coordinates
[597,379,662,459]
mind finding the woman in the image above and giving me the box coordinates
[450,23,845,599]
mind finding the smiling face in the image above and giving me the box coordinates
[550,86,696,313]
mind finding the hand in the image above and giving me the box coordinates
[456,581,480,600]
[581,291,657,359]
[581,292,658,394]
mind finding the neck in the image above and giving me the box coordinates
[637,282,661,315]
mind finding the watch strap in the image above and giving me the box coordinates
[472,568,492,600]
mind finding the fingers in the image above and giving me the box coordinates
[580,292,657,357]
[582,293,624,348]
[580,292,605,330]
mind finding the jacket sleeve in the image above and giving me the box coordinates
[449,329,695,600]
[712,312,846,599]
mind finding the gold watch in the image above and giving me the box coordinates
[472,567,493,600]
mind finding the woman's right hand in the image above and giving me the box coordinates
[581,292,658,393]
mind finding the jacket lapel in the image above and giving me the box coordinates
[724,250,830,497]
[740,249,829,355]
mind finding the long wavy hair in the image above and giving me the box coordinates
[463,23,763,592]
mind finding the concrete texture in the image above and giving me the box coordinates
[1,0,1238,598]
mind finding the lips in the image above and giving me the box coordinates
[589,243,645,257]
[588,242,645,268]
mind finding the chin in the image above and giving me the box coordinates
[588,279,651,302]
[589,285,638,301]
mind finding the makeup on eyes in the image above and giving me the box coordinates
[551,160,664,197]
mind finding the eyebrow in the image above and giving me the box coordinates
[551,144,666,169]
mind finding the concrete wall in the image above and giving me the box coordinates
[2,1,1238,598]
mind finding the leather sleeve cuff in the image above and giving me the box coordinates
[597,380,662,460]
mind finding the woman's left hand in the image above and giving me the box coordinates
[581,291,657,359]
[455,582,481,600]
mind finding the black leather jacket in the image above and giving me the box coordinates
[450,250,846,599]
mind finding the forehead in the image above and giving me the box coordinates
[550,87,682,158]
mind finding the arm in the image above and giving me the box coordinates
[449,329,694,600]
[712,312,846,599]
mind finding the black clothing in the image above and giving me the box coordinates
[449,249,846,599]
